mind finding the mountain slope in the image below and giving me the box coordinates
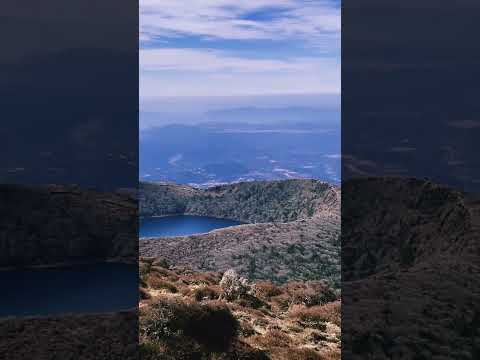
[140,179,339,223]
[140,180,340,285]
[139,258,340,359]
[0,184,137,267]
[342,177,480,358]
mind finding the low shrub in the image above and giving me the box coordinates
[319,348,341,360]
[236,293,265,309]
[139,276,148,288]
[139,262,152,276]
[230,341,270,360]
[253,329,292,349]
[139,342,165,359]
[150,266,172,276]
[270,347,326,360]
[149,266,180,282]
[192,286,220,301]
[141,298,238,351]
[292,301,340,327]
[304,287,338,307]
[271,293,292,311]
[282,281,337,307]
[255,282,283,298]
[152,258,170,268]
[239,320,256,337]
[220,269,252,300]
[147,276,178,293]
[183,271,221,286]
[140,287,151,300]
[309,331,329,342]
[287,324,304,333]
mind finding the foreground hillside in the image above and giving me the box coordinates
[140,180,340,286]
[0,311,137,359]
[139,258,340,360]
[342,177,480,358]
[0,184,137,267]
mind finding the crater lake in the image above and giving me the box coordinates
[0,263,137,317]
[139,215,244,238]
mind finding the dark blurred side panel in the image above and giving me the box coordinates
[342,1,480,359]
[0,1,138,359]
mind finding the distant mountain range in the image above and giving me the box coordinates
[206,107,339,124]
[140,106,339,128]
[140,121,340,186]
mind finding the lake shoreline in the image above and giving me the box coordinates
[140,214,245,238]
[0,263,137,317]
[140,212,250,224]
[0,258,136,272]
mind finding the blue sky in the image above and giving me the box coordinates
[140,0,340,98]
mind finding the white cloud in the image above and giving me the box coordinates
[140,0,340,46]
[140,48,334,73]
[139,49,339,97]
[139,0,340,97]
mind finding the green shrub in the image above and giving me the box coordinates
[142,298,238,351]
[139,342,164,359]
[192,286,219,301]
[152,258,170,268]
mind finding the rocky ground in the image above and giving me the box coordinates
[139,258,341,360]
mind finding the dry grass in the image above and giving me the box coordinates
[255,282,284,298]
[282,281,338,307]
[270,347,325,360]
[253,329,292,349]
[141,297,238,351]
[149,266,179,282]
[291,301,341,327]
[139,260,341,359]
[139,287,151,300]
[191,285,220,301]
[147,274,178,293]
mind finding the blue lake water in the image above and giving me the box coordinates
[140,215,243,237]
[0,216,243,317]
[0,263,137,317]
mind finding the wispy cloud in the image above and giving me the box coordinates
[140,0,339,45]
[139,0,340,97]
[140,48,335,73]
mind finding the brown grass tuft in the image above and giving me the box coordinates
[291,301,340,327]
[141,298,238,351]
[270,347,327,360]
[140,287,151,300]
[253,329,292,349]
[255,282,283,298]
[147,275,178,293]
[192,286,220,301]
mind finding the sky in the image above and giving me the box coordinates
[139,0,340,98]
